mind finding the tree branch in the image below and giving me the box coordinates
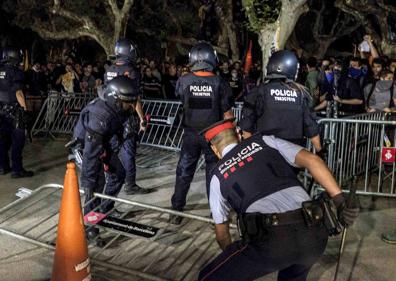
[52,0,99,33]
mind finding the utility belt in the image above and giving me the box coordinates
[0,102,19,117]
[238,195,342,244]
[237,209,305,244]
[0,102,28,130]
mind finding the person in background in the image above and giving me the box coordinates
[141,67,162,99]
[365,69,396,113]
[305,57,319,106]
[56,63,79,93]
[162,64,178,99]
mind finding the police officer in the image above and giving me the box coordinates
[104,38,148,194]
[198,119,359,281]
[0,47,33,178]
[170,41,234,221]
[73,76,140,240]
[240,50,322,152]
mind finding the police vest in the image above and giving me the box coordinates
[180,73,222,130]
[256,81,305,141]
[0,64,24,104]
[213,134,302,213]
[104,64,140,89]
[73,98,125,148]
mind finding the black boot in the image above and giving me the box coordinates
[124,183,150,195]
[11,169,34,178]
[86,227,106,248]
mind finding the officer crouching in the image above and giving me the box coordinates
[198,119,359,281]
[71,76,143,243]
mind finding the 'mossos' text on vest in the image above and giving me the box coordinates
[270,88,297,102]
[190,85,212,97]
[219,142,263,174]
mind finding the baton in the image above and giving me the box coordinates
[333,175,358,281]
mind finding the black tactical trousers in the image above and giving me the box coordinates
[171,129,218,211]
[83,152,124,215]
[198,222,328,281]
[0,115,25,172]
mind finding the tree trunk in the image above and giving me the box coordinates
[215,0,240,61]
[380,40,396,58]
[256,0,308,74]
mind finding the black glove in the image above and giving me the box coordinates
[332,193,360,227]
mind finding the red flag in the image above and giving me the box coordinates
[244,40,253,75]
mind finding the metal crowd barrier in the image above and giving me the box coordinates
[307,112,396,197]
[0,184,238,280]
[140,99,184,151]
[31,91,96,138]
[31,94,243,150]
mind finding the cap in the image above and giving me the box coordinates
[200,118,236,142]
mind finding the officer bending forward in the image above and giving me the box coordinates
[198,119,359,281]
[73,76,139,241]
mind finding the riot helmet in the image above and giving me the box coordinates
[189,41,218,72]
[114,38,137,63]
[1,47,23,64]
[105,76,139,103]
[266,50,299,80]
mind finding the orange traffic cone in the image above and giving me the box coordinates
[52,162,91,281]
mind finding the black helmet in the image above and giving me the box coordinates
[266,50,299,80]
[1,47,23,64]
[114,38,137,62]
[105,76,139,102]
[189,41,218,72]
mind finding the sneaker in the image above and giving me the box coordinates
[11,169,34,178]
[124,183,150,195]
[382,231,396,244]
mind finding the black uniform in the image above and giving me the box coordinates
[171,72,233,211]
[240,80,319,146]
[199,134,328,281]
[104,62,140,189]
[0,63,29,175]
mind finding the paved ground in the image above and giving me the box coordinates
[0,139,396,281]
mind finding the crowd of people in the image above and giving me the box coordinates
[21,54,264,114]
[299,35,396,116]
[22,34,396,121]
